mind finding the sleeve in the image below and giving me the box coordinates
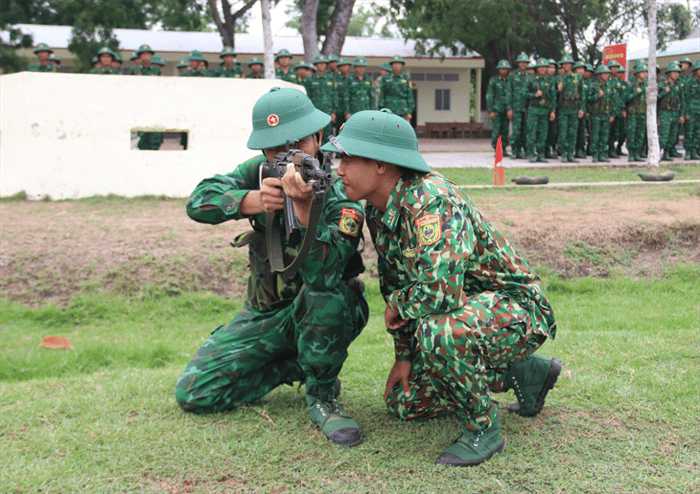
[378,77,387,109]
[294,180,365,292]
[386,196,475,321]
[185,155,265,224]
[486,78,495,112]
[505,75,513,110]
[405,78,415,114]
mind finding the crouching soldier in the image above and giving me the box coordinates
[322,109,561,466]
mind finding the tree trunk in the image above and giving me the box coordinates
[300,0,320,62]
[209,0,259,51]
[260,0,274,79]
[646,0,660,169]
[321,0,356,55]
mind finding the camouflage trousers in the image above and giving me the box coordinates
[509,111,527,152]
[491,112,509,150]
[659,111,680,150]
[557,110,579,156]
[685,110,700,154]
[609,114,626,149]
[174,282,369,413]
[590,115,611,157]
[626,114,646,155]
[576,115,588,153]
[526,110,550,158]
[385,291,548,432]
[547,115,558,151]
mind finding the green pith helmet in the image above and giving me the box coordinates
[309,63,317,72]
[515,52,530,63]
[313,54,329,64]
[220,46,236,58]
[572,61,585,70]
[130,51,139,61]
[585,63,594,72]
[247,87,331,151]
[151,54,165,66]
[595,64,611,74]
[337,56,351,66]
[113,51,122,62]
[91,56,99,64]
[496,59,511,70]
[136,44,154,55]
[527,62,535,70]
[389,54,406,65]
[49,53,60,63]
[275,48,292,60]
[188,50,206,62]
[34,42,53,54]
[550,59,558,67]
[328,54,340,63]
[536,58,549,68]
[679,56,692,65]
[559,55,574,65]
[353,56,368,66]
[248,56,263,66]
[693,59,700,72]
[606,59,621,68]
[293,60,305,70]
[177,57,189,68]
[97,46,116,58]
[381,62,392,71]
[634,63,649,74]
[666,61,681,73]
[320,109,429,173]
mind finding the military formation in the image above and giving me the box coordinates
[487,53,700,162]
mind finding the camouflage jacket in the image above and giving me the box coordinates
[522,75,556,114]
[128,64,162,76]
[275,67,299,84]
[28,63,57,73]
[378,73,415,117]
[90,67,120,75]
[334,73,352,117]
[216,65,244,78]
[182,68,213,77]
[684,74,700,113]
[366,171,556,361]
[587,78,618,116]
[555,72,584,112]
[245,72,265,79]
[658,79,684,113]
[186,155,364,313]
[623,79,648,115]
[506,70,532,112]
[486,75,508,113]
[608,76,626,116]
[304,72,337,115]
[347,73,375,114]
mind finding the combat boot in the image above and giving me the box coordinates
[516,148,526,159]
[545,148,556,159]
[568,153,578,163]
[684,152,692,161]
[608,148,619,159]
[536,155,548,163]
[599,153,610,162]
[628,153,636,162]
[692,151,700,160]
[436,407,505,467]
[670,147,682,158]
[574,149,586,159]
[502,148,511,157]
[506,354,563,417]
[661,149,673,161]
[308,397,361,447]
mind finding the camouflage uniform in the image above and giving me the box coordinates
[275,67,299,83]
[506,67,532,158]
[684,66,700,159]
[333,60,353,131]
[486,67,510,152]
[175,155,369,412]
[366,170,556,433]
[90,67,119,75]
[128,64,162,76]
[586,71,617,162]
[304,71,337,144]
[576,68,592,158]
[658,73,684,160]
[607,72,626,157]
[216,64,243,78]
[555,71,585,162]
[522,67,556,162]
[623,70,648,162]
[347,73,375,114]
[130,57,164,150]
[378,72,415,120]
[29,62,57,72]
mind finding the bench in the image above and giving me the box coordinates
[425,122,484,139]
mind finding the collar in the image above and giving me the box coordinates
[381,176,407,231]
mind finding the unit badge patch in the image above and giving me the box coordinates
[416,214,442,246]
[338,207,361,237]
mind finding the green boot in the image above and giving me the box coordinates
[436,408,505,467]
[568,153,579,163]
[308,397,361,447]
[506,354,563,417]
[661,149,673,161]
[599,153,610,162]
[574,149,586,159]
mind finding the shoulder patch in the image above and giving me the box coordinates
[416,214,442,246]
[338,207,361,237]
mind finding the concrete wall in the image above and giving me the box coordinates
[0,72,302,199]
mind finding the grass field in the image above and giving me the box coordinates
[1,186,699,493]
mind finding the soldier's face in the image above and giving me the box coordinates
[610,66,618,75]
[278,56,291,68]
[112,60,120,69]
[599,73,609,83]
[252,64,262,74]
[141,52,152,64]
[356,66,365,77]
[99,54,113,68]
[537,67,547,77]
[563,63,573,74]
[680,62,690,72]
[547,66,556,76]
[517,62,528,71]
[575,67,584,75]
[668,71,679,82]
[339,64,350,76]
[37,50,50,62]
[391,62,402,74]
[223,55,235,67]
[316,62,327,74]
[329,61,338,71]
[637,71,648,81]
[498,68,509,77]
[336,155,381,203]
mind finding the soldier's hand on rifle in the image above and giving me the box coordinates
[621,111,627,117]
[280,164,313,227]
[636,87,642,93]
[665,86,670,93]
[259,177,285,213]
[557,82,563,91]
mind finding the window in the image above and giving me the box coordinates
[435,89,451,111]
[411,72,460,82]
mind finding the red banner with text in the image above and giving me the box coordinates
[603,43,627,80]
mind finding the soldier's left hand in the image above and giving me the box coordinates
[549,112,556,121]
[578,109,584,118]
[557,82,563,91]
[281,165,313,225]
[609,116,615,123]
[385,303,407,332]
[678,117,684,124]
[621,111,627,117]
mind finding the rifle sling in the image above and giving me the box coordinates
[266,193,325,277]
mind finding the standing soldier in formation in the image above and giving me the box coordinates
[29,43,58,72]
[486,60,511,156]
[658,62,684,161]
[129,51,139,69]
[274,48,297,83]
[334,57,353,130]
[129,44,162,76]
[676,57,693,158]
[572,61,589,159]
[623,62,649,162]
[545,59,559,158]
[246,56,264,79]
[293,60,311,82]
[176,57,190,75]
[151,55,167,75]
[48,53,61,70]
[347,56,375,115]
[556,55,584,163]
[305,54,337,144]
[378,55,415,122]
[587,65,617,162]
[90,47,119,75]
[111,52,123,74]
[523,58,556,162]
[375,62,391,109]
[684,60,700,160]
[216,47,243,78]
[606,60,626,158]
[506,53,532,159]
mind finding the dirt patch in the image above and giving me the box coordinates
[1,187,698,306]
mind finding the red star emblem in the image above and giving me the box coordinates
[267,114,279,127]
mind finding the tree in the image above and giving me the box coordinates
[207,0,258,49]
[346,4,396,38]
[646,0,660,169]
[288,0,358,60]
[643,1,694,50]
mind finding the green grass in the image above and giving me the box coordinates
[2,265,699,493]
[436,164,700,186]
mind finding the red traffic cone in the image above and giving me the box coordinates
[494,136,506,186]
